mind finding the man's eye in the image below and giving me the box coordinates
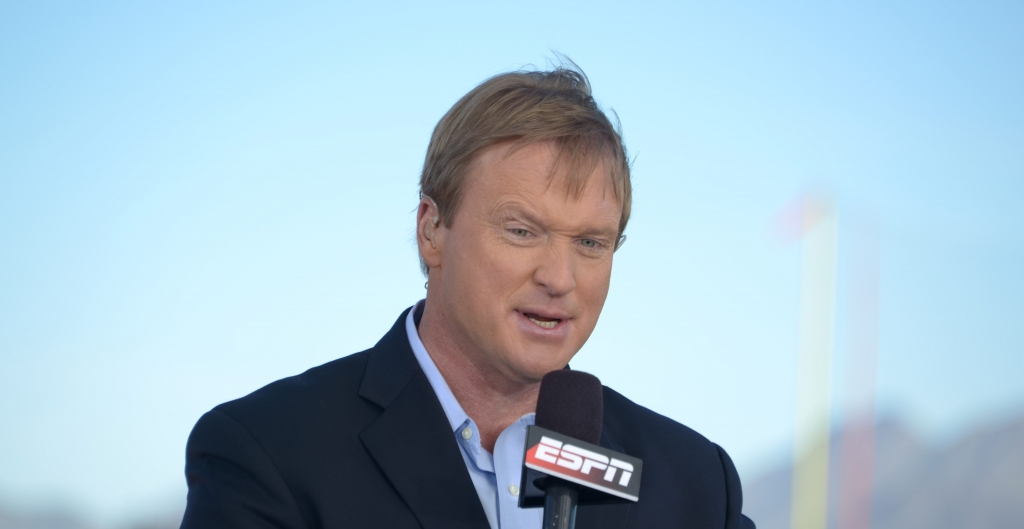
[580,239,599,249]
[509,228,530,237]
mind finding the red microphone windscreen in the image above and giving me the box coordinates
[534,370,604,445]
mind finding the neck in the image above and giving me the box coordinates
[417,298,539,453]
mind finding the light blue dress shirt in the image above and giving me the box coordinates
[406,301,543,529]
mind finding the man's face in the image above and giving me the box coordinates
[426,141,621,384]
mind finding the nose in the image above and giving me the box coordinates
[533,241,576,297]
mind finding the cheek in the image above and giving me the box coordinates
[472,234,536,287]
[445,230,526,308]
[577,262,612,314]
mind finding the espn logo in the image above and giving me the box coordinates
[522,427,642,503]
[533,436,635,487]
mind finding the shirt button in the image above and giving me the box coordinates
[461,427,473,440]
[508,484,520,497]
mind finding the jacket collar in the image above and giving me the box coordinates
[357,306,420,409]
[357,307,491,529]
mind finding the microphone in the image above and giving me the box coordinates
[518,371,643,529]
[535,370,604,444]
[535,370,602,529]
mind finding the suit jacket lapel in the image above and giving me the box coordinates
[358,308,491,529]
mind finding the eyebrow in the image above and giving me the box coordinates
[493,202,619,240]
[494,203,543,226]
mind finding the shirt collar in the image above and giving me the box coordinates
[405,300,471,434]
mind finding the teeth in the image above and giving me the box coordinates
[528,317,559,329]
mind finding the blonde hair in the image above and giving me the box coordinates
[419,63,632,274]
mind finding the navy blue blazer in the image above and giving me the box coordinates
[180,308,755,529]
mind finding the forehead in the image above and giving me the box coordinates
[459,142,621,230]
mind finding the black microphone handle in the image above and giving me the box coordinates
[542,481,579,529]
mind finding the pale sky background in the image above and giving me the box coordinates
[1,1,1022,526]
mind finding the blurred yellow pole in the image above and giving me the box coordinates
[790,199,838,529]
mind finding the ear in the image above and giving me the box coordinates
[416,196,444,269]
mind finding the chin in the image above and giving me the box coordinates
[508,351,575,382]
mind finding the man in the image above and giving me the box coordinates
[180,65,755,529]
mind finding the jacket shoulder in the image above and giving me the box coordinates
[212,349,375,435]
[602,385,717,458]
[212,306,415,430]
[601,386,745,526]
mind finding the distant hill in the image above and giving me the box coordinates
[0,511,86,529]
[0,505,180,529]
[743,414,1024,529]
[0,506,94,529]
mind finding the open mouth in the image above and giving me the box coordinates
[523,313,562,329]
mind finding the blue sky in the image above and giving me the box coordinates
[1,1,1022,525]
